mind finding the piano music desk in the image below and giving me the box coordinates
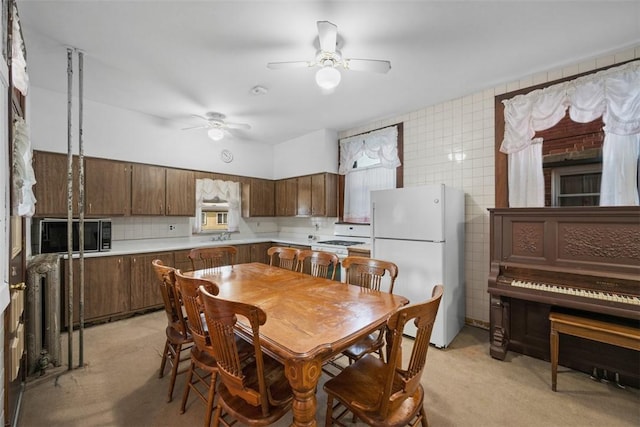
[549,311,640,391]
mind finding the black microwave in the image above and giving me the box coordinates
[33,218,112,254]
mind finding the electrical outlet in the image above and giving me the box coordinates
[168,224,175,232]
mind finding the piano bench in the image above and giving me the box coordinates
[549,311,640,391]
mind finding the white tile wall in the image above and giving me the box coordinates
[339,46,639,328]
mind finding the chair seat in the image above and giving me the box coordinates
[217,348,292,426]
[323,354,425,427]
[166,325,192,346]
[342,332,383,361]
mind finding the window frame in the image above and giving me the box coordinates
[338,123,404,223]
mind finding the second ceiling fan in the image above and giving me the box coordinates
[267,21,391,90]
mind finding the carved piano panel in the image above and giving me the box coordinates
[488,207,640,387]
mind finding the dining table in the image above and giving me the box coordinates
[183,262,409,427]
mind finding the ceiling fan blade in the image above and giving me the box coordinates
[317,21,337,53]
[344,58,391,73]
[225,122,251,130]
[267,61,313,69]
[181,125,208,131]
[190,114,210,121]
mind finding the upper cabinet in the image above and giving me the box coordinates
[131,164,166,215]
[131,164,195,216]
[242,178,275,217]
[85,157,131,216]
[311,173,337,217]
[166,168,195,216]
[296,173,337,217]
[32,151,79,217]
[275,178,297,216]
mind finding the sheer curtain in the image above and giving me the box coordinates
[501,60,640,207]
[193,179,241,233]
[339,126,400,223]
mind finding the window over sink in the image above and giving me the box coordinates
[193,179,240,233]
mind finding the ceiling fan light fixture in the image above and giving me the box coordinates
[207,127,224,141]
[315,65,341,90]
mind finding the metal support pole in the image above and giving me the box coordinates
[78,50,85,368]
[65,47,74,371]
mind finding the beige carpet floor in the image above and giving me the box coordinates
[17,310,640,426]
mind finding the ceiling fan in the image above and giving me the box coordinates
[267,21,391,91]
[182,112,251,141]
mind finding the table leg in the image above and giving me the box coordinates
[285,357,323,427]
[550,324,559,392]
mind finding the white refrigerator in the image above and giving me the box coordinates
[371,184,464,347]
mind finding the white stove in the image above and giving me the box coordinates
[311,223,370,260]
[311,239,366,259]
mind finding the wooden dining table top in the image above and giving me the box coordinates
[183,262,409,360]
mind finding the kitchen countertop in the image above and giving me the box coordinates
[57,233,370,259]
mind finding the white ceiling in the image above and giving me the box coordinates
[18,1,640,145]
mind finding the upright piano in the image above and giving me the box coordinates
[488,207,640,386]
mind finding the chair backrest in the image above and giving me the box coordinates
[342,256,398,293]
[174,270,219,354]
[380,285,443,418]
[152,259,188,336]
[296,249,339,280]
[198,284,273,415]
[188,246,237,271]
[267,246,299,271]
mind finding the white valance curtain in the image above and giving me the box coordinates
[501,60,640,207]
[193,179,240,232]
[12,116,36,217]
[339,126,400,223]
[11,4,28,96]
[338,126,400,174]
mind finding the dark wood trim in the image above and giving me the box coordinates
[494,59,639,208]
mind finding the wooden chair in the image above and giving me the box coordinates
[188,246,237,271]
[198,284,294,427]
[341,256,399,363]
[296,249,340,280]
[174,270,221,427]
[324,285,444,427]
[267,246,299,271]
[151,259,193,403]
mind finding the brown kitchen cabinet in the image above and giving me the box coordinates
[173,249,193,272]
[296,173,337,217]
[297,175,312,216]
[131,163,166,215]
[166,167,195,216]
[130,251,173,311]
[64,255,130,325]
[311,173,337,216]
[32,151,80,217]
[250,242,273,264]
[275,178,297,216]
[85,157,131,216]
[235,244,252,264]
[242,178,275,217]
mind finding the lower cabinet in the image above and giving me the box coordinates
[251,242,273,264]
[130,252,174,311]
[232,242,273,264]
[62,242,279,326]
[173,250,193,273]
[64,255,130,325]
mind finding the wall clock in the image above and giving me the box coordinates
[220,149,234,163]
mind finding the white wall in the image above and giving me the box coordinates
[272,128,338,179]
[339,45,640,327]
[29,86,274,179]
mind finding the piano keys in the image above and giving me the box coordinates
[488,207,640,387]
